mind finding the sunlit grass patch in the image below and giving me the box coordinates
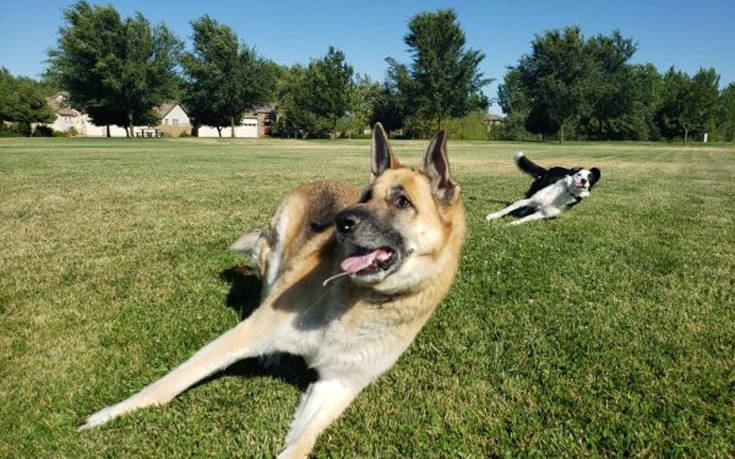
[1,137,733,457]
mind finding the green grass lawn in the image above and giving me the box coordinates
[1,137,733,457]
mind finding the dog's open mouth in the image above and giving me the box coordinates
[340,246,397,275]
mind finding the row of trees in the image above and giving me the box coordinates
[497,26,735,143]
[45,3,490,138]
[2,2,733,141]
[29,3,488,139]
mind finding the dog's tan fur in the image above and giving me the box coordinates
[79,124,465,458]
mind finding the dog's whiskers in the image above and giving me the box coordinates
[322,271,349,287]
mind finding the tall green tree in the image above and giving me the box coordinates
[369,86,405,134]
[47,1,182,137]
[0,67,15,125]
[12,78,56,135]
[180,15,277,137]
[387,9,490,131]
[514,26,595,143]
[305,47,355,139]
[583,31,639,139]
[497,67,535,140]
[655,67,719,143]
[274,48,355,139]
[688,68,720,140]
[656,67,692,142]
[339,74,381,137]
[0,68,55,135]
[717,83,735,141]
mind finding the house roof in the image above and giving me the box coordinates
[47,91,69,110]
[56,107,80,117]
[46,92,81,116]
[486,113,505,122]
[156,101,187,118]
[244,104,277,116]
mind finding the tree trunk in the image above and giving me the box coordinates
[231,116,236,138]
[106,125,110,138]
[217,127,222,138]
[128,111,134,138]
[683,127,688,145]
[559,121,565,144]
[332,119,337,140]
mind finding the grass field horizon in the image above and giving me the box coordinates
[1,137,733,456]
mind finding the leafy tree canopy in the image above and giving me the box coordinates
[387,9,490,130]
[47,1,182,136]
[180,15,278,136]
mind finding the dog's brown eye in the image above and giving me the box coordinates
[394,195,412,209]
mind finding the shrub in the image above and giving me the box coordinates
[32,125,54,137]
[444,111,490,140]
[0,129,22,137]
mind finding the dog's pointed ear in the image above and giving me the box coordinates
[370,122,400,182]
[590,168,601,189]
[423,130,458,202]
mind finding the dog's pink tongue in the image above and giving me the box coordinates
[340,249,389,274]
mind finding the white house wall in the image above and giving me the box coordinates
[50,114,85,134]
[161,105,190,126]
[82,118,129,137]
[198,117,258,138]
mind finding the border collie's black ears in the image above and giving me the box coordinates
[370,122,401,182]
[423,130,458,202]
[590,167,601,189]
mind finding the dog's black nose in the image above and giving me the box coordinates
[335,211,360,234]
[580,178,587,184]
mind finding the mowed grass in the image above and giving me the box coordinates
[1,137,733,457]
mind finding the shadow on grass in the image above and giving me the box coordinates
[205,266,318,392]
[219,266,262,320]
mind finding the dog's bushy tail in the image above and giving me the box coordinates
[514,152,546,179]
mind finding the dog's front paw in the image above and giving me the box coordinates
[485,213,500,221]
[276,445,306,459]
[77,406,117,431]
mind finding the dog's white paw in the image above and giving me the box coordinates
[508,220,523,226]
[485,213,500,221]
[77,405,118,430]
[276,446,302,459]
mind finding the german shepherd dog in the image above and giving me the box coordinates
[79,123,466,458]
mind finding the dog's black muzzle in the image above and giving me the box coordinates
[335,207,367,236]
[335,206,405,276]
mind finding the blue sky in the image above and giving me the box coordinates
[1,0,734,114]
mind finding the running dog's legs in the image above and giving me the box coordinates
[486,198,532,221]
[509,207,561,225]
[508,210,546,225]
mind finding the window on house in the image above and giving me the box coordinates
[164,119,168,125]
[172,119,179,126]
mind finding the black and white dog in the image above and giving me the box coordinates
[485,152,601,225]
